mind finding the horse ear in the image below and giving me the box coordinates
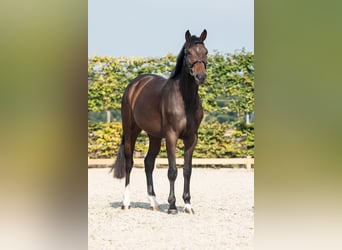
[200,29,207,41]
[185,30,191,42]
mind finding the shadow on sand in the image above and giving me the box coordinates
[110,201,184,214]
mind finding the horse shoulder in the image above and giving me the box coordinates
[161,84,187,134]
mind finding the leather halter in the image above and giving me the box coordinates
[189,60,207,76]
[184,42,207,76]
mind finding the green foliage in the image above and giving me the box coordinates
[88,122,122,158]
[203,50,254,119]
[88,51,254,158]
[88,50,254,122]
[88,54,176,112]
[88,122,254,159]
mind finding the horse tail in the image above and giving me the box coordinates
[110,136,126,179]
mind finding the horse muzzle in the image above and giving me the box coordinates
[194,73,206,85]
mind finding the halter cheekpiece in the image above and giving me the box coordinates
[184,41,207,75]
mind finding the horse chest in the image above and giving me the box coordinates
[163,103,186,129]
[163,103,202,137]
[161,81,203,137]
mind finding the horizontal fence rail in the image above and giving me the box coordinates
[88,156,254,169]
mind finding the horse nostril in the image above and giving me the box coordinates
[196,74,206,82]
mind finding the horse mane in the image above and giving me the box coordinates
[170,36,204,79]
[170,45,185,79]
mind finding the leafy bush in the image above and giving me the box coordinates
[88,51,254,158]
[88,50,254,121]
[88,121,254,159]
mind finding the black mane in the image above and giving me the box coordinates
[170,45,185,79]
[170,36,204,79]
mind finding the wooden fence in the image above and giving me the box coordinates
[88,156,254,169]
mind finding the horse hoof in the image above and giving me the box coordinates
[184,207,195,214]
[167,208,178,215]
[150,206,160,211]
[121,205,131,210]
[183,204,195,214]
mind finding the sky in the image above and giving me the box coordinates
[88,0,254,57]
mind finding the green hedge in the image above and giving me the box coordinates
[88,50,254,119]
[88,121,254,159]
[88,51,254,159]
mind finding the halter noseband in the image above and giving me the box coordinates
[189,60,207,69]
[188,60,207,76]
[184,41,207,76]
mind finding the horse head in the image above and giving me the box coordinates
[184,29,208,85]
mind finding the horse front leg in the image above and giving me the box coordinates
[144,135,161,211]
[182,134,198,214]
[166,132,178,214]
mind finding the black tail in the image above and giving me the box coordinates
[110,137,126,179]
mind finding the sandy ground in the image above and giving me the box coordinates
[88,167,254,250]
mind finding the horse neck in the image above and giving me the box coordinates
[179,70,200,111]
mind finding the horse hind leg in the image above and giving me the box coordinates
[144,135,161,211]
[110,135,131,209]
[121,125,141,210]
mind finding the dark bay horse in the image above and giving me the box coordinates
[111,29,208,214]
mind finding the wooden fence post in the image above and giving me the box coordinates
[246,156,252,169]
[106,110,111,123]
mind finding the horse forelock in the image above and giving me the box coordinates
[188,36,204,46]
